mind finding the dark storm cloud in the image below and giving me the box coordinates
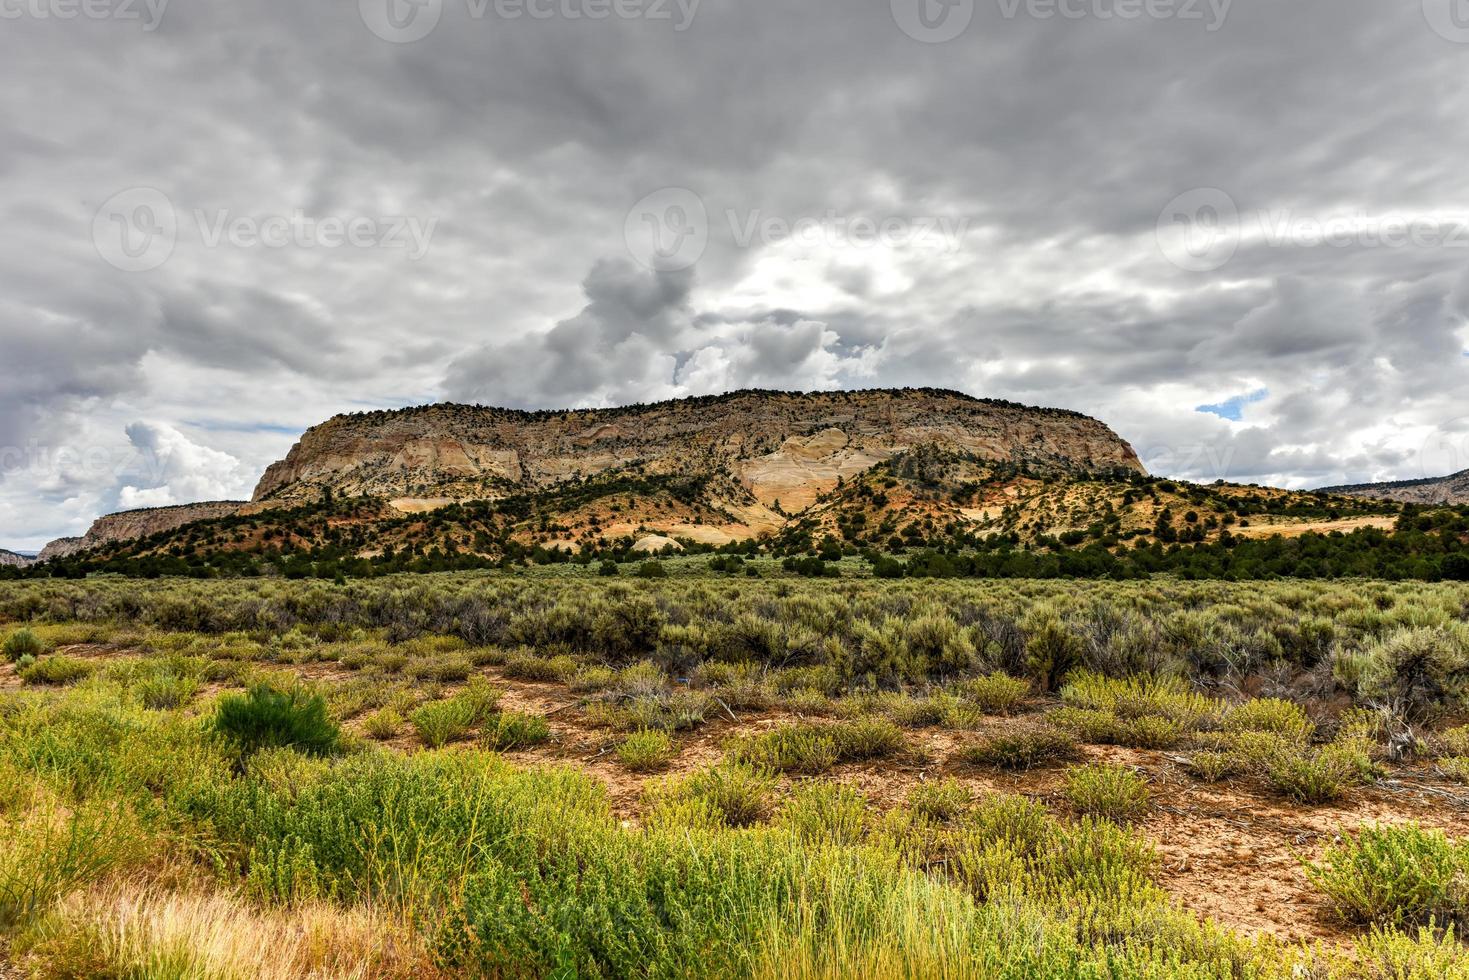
[2,0,1468,545]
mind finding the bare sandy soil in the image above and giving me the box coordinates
[1232,516,1398,539]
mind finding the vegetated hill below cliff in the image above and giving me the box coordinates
[252,389,1147,511]
[38,501,255,562]
[1322,469,1469,506]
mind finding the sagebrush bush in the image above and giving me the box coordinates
[211,685,341,758]
[729,724,840,774]
[1357,626,1469,724]
[502,652,579,683]
[1186,751,1237,782]
[1265,747,1361,804]
[404,654,473,683]
[1065,764,1150,824]
[3,628,46,662]
[1440,725,1469,757]
[1440,757,1469,784]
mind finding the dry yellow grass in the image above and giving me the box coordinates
[21,884,436,980]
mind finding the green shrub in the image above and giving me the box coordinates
[568,666,619,693]
[776,782,868,845]
[503,652,579,683]
[649,761,775,828]
[18,656,94,687]
[1440,757,1469,784]
[404,654,473,683]
[1186,751,1237,783]
[964,728,1078,771]
[883,693,947,728]
[1119,715,1186,750]
[939,700,986,731]
[729,725,839,774]
[618,730,675,772]
[482,711,551,751]
[412,698,480,748]
[1356,627,1469,724]
[1064,764,1150,824]
[362,707,403,741]
[1050,706,1182,749]
[907,779,972,823]
[830,718,906,760]
[3,628,46,662]
[588,690,710,733]
[1050,707,1124,744]
[636,561,667,579]
[1061,671,1219,729]
[211,685,341,758]
[1265,748,1354,804]
[1306,823,1469,928]
[961,673,1031,714]
[968,793,1055,854]
[136,672,199,710]
[1223,698,1314,742]
[1440,725,1469,757]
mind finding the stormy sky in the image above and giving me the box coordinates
[3,0,1469,549]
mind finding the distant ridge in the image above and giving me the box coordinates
[1321,468,1469,506]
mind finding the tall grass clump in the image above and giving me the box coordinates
[211,685,341,759]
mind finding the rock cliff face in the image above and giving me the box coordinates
[254,389,1145,510]
[1323,469,1469,506]
[39,501,249,561]
[0,549,34,568]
